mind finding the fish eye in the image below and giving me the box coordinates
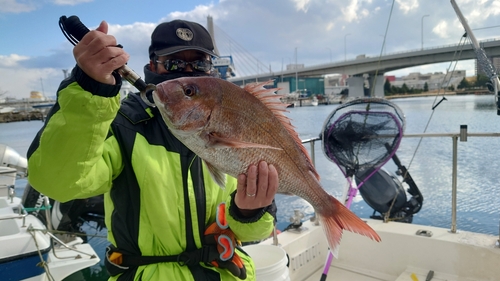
[184,84,198,97]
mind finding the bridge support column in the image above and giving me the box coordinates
[347,75,385,98]
[346,77,365,98]
[368,75,386,97]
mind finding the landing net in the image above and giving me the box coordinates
[321,97,406,189]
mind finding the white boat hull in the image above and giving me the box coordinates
[0,171,100,281]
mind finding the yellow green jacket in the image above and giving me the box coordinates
[27,66,276,281]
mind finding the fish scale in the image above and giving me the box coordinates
[153,76,381,251]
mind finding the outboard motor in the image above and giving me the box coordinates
[356,152,423,223]
[0,144,27,198]
[0,144,27,176]
[0,144,105,238]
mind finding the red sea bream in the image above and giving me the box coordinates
[153,77,381,250]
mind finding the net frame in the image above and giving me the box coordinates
[321,97,406,206]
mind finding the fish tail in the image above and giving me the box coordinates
[318,195,381,251]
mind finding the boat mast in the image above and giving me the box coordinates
[450,0,500,114]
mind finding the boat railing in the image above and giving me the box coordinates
[301,127,500,237]
[0,194,52,229]
[0,201,29,226]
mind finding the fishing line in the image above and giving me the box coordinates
[369,0,396,97]
[472,25,500,31]
[350,0,397,183]
[350,0,397,193]
[321,2,399,279]
[405,35,467,172]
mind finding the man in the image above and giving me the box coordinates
[27,19,278,281]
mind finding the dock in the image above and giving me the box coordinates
[0,99,54,123]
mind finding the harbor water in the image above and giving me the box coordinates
[1,94,499,280]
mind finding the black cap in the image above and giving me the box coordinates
[148,20,218,59]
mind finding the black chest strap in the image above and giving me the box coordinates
[105,244,220,277]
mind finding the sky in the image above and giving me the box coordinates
[1,0,500,99]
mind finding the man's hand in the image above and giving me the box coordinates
[235,161,278,217]
[73,21,129,85]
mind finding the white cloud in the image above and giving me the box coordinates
[433,20,450,39]
[168,3,215,21]
[492,0,500,15]
[342,0,372,23]
[342,0,362,22]
[0,66,61,99]
[360,8,369,18]
[326,22,335,31]
[0,0,37,13]
[2,0,499,99]
[292,0,312,12]
[0,0,93,13]
[107,22,157,74]
[396,0,419,14]
[0,54,29,67]
[51,0,93,5]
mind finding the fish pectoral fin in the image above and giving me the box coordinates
[204,160,226,188]
[207,132,281,150]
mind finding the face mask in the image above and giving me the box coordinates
[145,68,220,85]
[160,71,214,80]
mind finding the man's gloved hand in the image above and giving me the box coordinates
[204,203,247,279]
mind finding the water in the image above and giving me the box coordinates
[278,94,500,235]
[1,94,500,280]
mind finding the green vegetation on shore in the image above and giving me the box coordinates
[384,74,493,97]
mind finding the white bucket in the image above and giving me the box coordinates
[243,244,290,281]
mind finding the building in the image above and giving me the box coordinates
[390,70,466,91]
[476,55,500,77]
[275,77,325,96]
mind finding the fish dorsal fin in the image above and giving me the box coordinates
[243,81,320,180]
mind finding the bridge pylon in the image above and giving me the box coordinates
[347,74,385,98]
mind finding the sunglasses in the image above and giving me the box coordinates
[157,59,213,73]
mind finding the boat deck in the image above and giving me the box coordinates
[305,266,445,281]
[254,219,500,281]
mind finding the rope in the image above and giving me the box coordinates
[28,225,55,281]
[29,227,107,239]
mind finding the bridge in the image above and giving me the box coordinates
[225,38,500,97]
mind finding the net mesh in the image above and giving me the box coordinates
[321,98,405,179]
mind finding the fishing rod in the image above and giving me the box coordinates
[58,15,156,107]
[450,0,500,115]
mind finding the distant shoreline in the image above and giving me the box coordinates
[385,90,493,99]
[385,91,457,99]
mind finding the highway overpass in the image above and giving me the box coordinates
[228,38,500,85]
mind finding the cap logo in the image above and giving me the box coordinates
[176,28,194,41]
